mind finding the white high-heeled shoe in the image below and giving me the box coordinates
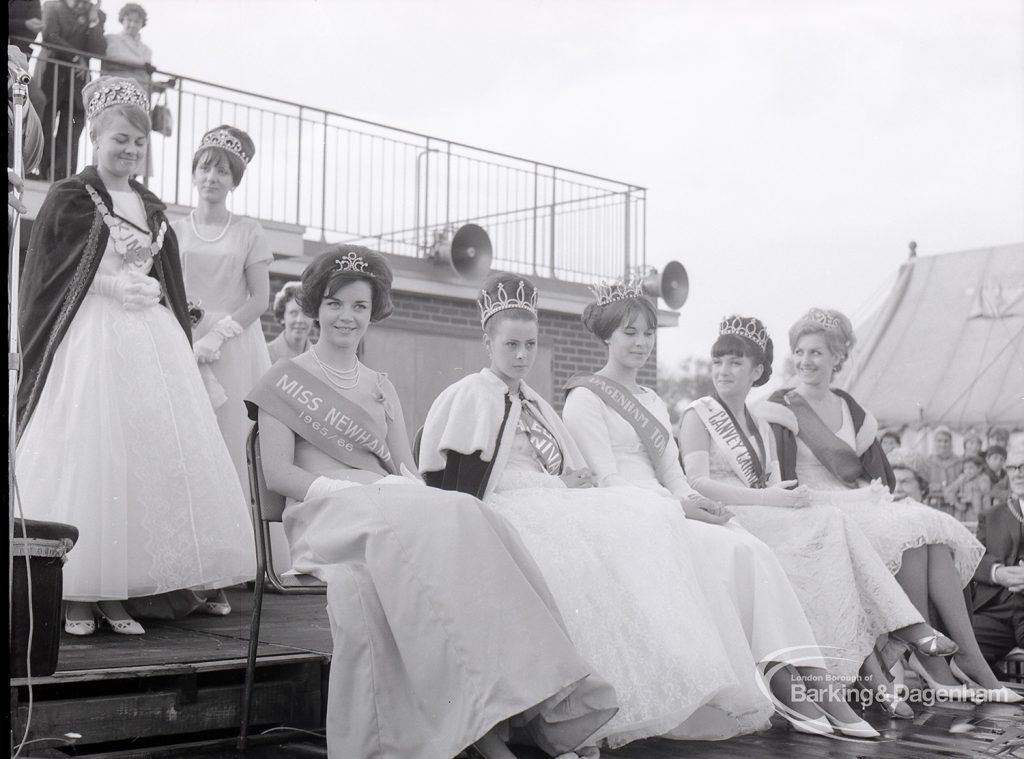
[784,711,834,736]
[812,704,880,739]
[949,658,1024,704]
[907,653,971,700]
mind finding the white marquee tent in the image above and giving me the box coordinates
[840,243,1024,433]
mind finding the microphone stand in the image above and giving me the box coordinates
[9,66,30,641]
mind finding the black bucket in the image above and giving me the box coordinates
[10,519,79,678]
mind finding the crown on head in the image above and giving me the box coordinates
[588,278,645,306]
[719,315,769,351]
[479,280,538,327]
[199,128,252,165]
[806,308,841,332]
[86,79,150,120]
[332,251,372,276]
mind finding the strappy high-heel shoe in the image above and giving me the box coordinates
[949,658,1024,704]
[875,661,914,719]
[64,613,96,636]
[906,653,970,700]
[896,630,959,658]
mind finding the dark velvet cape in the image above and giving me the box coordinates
[17,166,190,437]
[422,394,513,499]
[767,387,895,491]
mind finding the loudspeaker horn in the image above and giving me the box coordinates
[642,260,689,310]
[429,223,493,280]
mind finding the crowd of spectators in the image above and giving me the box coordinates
[7,0,165,181]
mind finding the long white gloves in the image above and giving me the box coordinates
[90,271,162,310]
[194,315,244,363]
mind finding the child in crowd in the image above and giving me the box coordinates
[944,456,991,523]
[984,445,1009,505]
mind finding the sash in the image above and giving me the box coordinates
[689,396,767,488]
[564,374,669,466]
[246,361,397,476]
[518,399,565,476]
[784,391,863,486]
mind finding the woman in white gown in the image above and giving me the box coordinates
[249,249,618,759]
[173,125,271,612]
[759,308,1017,703]
[16,77,254,636]
[420,274,853,747]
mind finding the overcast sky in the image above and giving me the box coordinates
[123,0,1023,368]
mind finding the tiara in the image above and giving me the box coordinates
[479,280,538,327]
[588,278,645,306]
[332,252,372,276]
[199,128,252,165]
[86,79,150,120]
[806,308,840,332]
[719,315,768,351]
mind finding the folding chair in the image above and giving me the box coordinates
[238,424,326,750]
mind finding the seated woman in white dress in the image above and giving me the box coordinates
[420,274,846,747]
[562,287,914,734]
[758,308,1018,704]
[247,249,618,759]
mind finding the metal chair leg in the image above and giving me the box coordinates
[237,570,266,750]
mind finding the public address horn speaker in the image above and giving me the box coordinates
[642,260,689,310]
[429,223,493,280]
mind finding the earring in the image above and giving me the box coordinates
[603,339,610,345]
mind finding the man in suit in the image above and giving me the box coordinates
[972,441,1024,665]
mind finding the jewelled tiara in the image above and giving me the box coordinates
[332,252,373,276]
[86,79,150,120]
[719,315,769,351]
[588,278,645,306]
[199,128,252,165]
[479,280,538,327]
[806,308,841,332]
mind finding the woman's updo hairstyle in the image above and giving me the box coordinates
[272,281,303,323]
[581,295,658,342]
[82,76,151,142]
[478,272,538,333]
[300,245,394,324]
[788,307,856,373]
[119,2,147,25]
[712,315,774,387]
[192,125,255,187]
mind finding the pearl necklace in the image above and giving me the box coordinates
[311,347,361,390]
[189,210,232,243]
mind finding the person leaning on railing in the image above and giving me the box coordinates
[37,0,106,181]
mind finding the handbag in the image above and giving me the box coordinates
[150,92,174,137]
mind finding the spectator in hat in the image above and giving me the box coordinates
[266,280,314,363]
[988,427,1011,452]
[963,431,984,461]
[879,429,901,457]
[889,448,930,503]
[985,444,1009,507]
[971,442,1024,666]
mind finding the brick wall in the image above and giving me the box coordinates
[263,273,658,410]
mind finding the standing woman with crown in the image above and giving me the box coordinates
[422,273,784,748]
[16,77,254,636]
[172,126,271,610]
[758,308,1016,702]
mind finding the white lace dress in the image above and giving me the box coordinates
[16,189,255,601]
[487,430,774,747]
[795,401,984,585]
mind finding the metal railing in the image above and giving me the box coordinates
[18,40,646,282]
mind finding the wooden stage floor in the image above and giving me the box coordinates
[10,588,1024,758]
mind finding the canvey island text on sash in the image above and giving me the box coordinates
[276,372,391,461]
[704,406,759,485]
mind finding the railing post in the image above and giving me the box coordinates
[548,168,557,278]
[295,106,303,225]
[174,82,183,206]
[445,143,451,230]
[423,137,431,251]
[532,163,539,275]
[623,187,631,279]
[320,111,328,241]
